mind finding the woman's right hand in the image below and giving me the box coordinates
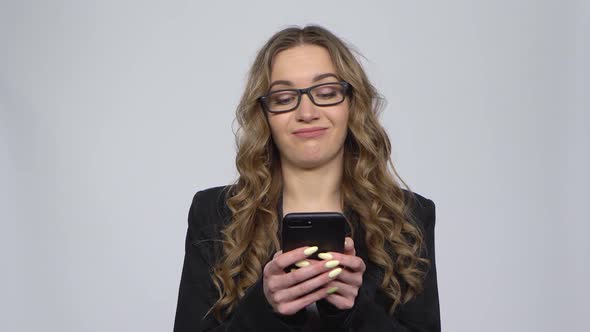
[263,246,343,316]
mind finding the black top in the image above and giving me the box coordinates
[173,185,440,331]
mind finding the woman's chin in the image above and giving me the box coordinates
[289,155,337,170]
[281,146,344,170]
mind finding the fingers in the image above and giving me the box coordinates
[273,284,335,316]
[271,264,344,303]
[264,242,365,316]
[265,239,364,315]
[316,251,366,273]
[314,241,364,311]
[344,237,355,255]
[325,280,358,298]
[324,291,356,310]
[265,246,319,276]
[329,266,362,287]
[266,258,342,293]
[273,250,283,259]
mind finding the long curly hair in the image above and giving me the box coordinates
[210,25,430,320]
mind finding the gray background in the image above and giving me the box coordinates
[1,0,588,331]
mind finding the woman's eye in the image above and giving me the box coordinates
[318,92,336,98]
[271,93,296,105]
[315,88,339,99]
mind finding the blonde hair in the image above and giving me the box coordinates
[211,25,429,320]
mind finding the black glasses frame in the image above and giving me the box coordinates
[259,81,351,114]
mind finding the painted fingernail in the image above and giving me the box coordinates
[324,260,340,269]
[295,260,310,268]
[303,246,319,256]
[326,286,338,294]
[328,268,343,278]
[318,253,333,260]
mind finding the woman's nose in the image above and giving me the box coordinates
[294,93,320,122]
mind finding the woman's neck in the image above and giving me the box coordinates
[280,157,344,215]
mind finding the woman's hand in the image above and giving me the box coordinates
[320,237,366,309]
[263,246,344,316]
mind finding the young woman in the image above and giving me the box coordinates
[174,25,440,331]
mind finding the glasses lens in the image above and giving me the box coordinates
[266,90,299,112]
[310,83,345,105]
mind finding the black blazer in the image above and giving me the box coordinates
[174,186,440,331]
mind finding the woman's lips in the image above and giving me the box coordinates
[293,128,328,138]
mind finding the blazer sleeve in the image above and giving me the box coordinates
[320,198,441,332]
[173,190,307,332]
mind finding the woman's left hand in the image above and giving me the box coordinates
[319,237,366,309]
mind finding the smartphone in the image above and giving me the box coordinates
[281,212,346,262]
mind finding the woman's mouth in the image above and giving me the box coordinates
[293,127,328,138]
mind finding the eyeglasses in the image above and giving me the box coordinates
[259,81,351,113]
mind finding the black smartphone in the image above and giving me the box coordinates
[281,212,346,262]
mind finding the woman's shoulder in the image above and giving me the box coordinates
[187,185,233,237]
[401,188,436,229]
[191,185,232,211]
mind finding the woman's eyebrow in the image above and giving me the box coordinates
[312,73,339,82]
[268,73,339,90]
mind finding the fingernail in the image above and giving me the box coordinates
[295,260,310,268]
[303,246,319,256]
[328,268,342,278]
[324,260,340,269]
[326,286,338,294]
[290,268,297,273]
[318,253,333,260]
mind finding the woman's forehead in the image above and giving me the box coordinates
[270,45,337,85]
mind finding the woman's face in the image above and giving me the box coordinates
[267,44,350,170]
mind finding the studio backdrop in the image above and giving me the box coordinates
[1,1,588,331]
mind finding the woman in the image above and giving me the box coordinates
[174,25,440,331]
